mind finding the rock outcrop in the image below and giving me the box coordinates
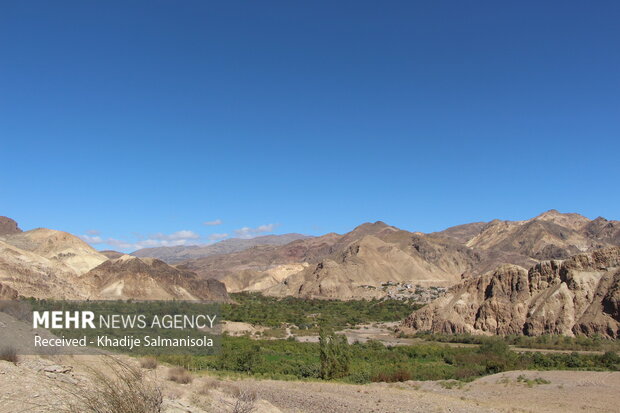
[402,247,620,338]
[0,216,22,236]
[0,282,18,299]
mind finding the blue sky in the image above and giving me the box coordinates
[1,1,619,251]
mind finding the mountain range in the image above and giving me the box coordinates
[131,233,310,263]
[167,210,619,300]
[1,210,619,336]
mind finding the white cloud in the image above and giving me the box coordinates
[85,229,101,236]
[80,230,201,251]
[208,233,229,241]
[79,234,104,244]
[234,223,279,239]
[203,219,222,226]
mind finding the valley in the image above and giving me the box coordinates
[1,211,619,412]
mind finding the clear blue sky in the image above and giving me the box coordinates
[1,1,619,251]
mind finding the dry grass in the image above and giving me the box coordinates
[0,346,19,364]
[61,357,163,413]
[225,387,257,413]
[197,378,220,395]
[167,366,193,384]
[139,357,158,369]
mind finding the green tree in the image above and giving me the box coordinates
[319,327,350,379]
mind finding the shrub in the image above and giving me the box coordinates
[224,387,257,413]
[62,357,162,413]
[197,378,219,395]
[0,346,18,364]
[139,357,158,369]
[319,328,350,379]
[478,338,510,356]
[167,367,193,384]
[601,351,620,369]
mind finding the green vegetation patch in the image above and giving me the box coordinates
[412,332,620,352]
[157,336,619,384]
[222,293,422,329]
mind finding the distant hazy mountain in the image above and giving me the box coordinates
[131,233,311,263]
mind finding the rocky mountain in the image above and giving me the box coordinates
[0,228,107,299]
[402,247,620,338]
[131,233,311,263]
[0,218,229,301]
[82,255,229,301]
[0,216,23,235]
[181,222,481,299]
[3,211,617,302]
[179,210,619,300]
[5,228,109,274]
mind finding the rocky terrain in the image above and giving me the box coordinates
[175,211,620,300]
[82,255,229,301]
[402,247,620,338]
[0,216,22,236]
[0,219,229,301]
[0,228,107,299]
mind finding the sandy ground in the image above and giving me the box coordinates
[1,355,619,413]
[238,370,620,413]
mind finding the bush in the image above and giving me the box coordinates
[218,343,261,372]
[600,351,620,369]
[139,357,158,369]
[197,378,219,395]
[224,387,257,413]
[478,338,510,356]
[319,328,350,379]
[62,357,163,413]
[371,369,412,382]
[167,367,193,384]
[0,346,18,364]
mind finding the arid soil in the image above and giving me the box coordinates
[241,370,620,413]
[1,356,618,413]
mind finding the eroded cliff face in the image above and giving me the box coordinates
[402,247,620,338]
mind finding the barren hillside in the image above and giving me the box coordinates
[181,211,620,300]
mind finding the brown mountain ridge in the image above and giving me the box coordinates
[175,211,619,300]
[0,222,228,301]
